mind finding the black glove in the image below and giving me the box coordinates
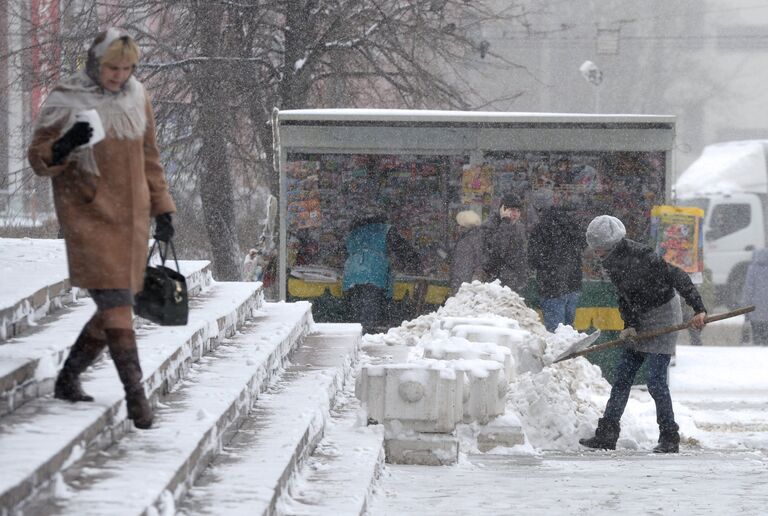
[51,122,93,165]
[154,213,175,242]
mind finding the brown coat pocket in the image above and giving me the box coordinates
[53,166,100,205]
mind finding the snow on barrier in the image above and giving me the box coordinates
[450,324,544,375]
[423,336,515,382]
[438,315,520,331]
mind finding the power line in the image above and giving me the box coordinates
[512,2,768,34]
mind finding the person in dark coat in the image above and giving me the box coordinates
[579,215,707,454]
[450,210,484,294]
[528,193,586,332]
[343,213,421,333]
[483,193,528,293]
[741,248,768,345]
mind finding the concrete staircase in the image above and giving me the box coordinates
[0,239,384,516]
[0,260,213,417]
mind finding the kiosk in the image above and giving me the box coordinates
[274,108,676,366]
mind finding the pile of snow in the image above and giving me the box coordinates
[364,280,547,349]
[509,325,611,451]
[361,280,653,452]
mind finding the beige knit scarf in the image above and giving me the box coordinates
[34,29,147,176]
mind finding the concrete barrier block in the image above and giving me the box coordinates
[477,414,527,452]
[356,362,463,433]
[452,362,507,424]
[384,433,459,466]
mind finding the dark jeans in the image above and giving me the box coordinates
[540,291,580,333]
[603,348,676,428]
[345,284,388,334]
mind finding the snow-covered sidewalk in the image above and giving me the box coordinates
[371,448,768,515]
[368,343,768,515]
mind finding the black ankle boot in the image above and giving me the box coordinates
[54,321,107,402]
[579,417,621,450]
[653,424,680,453]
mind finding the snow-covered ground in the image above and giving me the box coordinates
[350,281,768,515]
[0,238,69,310]
[2,240,766,515]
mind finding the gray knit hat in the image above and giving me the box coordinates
[586,215,626,250]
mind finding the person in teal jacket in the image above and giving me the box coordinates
[343,214,421,333]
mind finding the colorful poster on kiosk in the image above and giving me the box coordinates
[650,205,705,283]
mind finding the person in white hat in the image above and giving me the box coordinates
[579,215,707,453]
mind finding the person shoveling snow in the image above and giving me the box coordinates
[577,215,707,454]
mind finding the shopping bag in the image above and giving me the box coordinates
[134,239,188,326]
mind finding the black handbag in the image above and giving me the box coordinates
[134,239,189,326]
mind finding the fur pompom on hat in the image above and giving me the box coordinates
[456,210,481,228]
[586,215,626,250]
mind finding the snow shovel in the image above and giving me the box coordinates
[553,306,755,364]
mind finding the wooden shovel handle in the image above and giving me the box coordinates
[566,306,755,360]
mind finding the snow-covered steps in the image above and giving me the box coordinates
[0,236,212,343]
[12,301,315,516]
[0,238,72,342]
[283,385,385,515]
[177,324,362,516]
[0,260,215,417]
[0,281,261,512]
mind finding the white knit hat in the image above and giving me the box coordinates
[456,210,481,228]
[586,215,626,250]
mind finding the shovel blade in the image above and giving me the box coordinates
[554,329,601,363]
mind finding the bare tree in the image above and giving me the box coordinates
[2,0,530,279]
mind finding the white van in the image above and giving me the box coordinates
[676,141,768,306]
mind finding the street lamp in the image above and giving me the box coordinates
[579,60,603,113]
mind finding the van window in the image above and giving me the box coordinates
[707,203,751,240]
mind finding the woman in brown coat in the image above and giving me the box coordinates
[27,29,177,429]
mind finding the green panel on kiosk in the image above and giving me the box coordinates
[584,331,651,386]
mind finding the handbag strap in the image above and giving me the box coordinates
[147,238,182,273]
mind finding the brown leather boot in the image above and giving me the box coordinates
[105,328,153,429]
[54,316,107,402]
